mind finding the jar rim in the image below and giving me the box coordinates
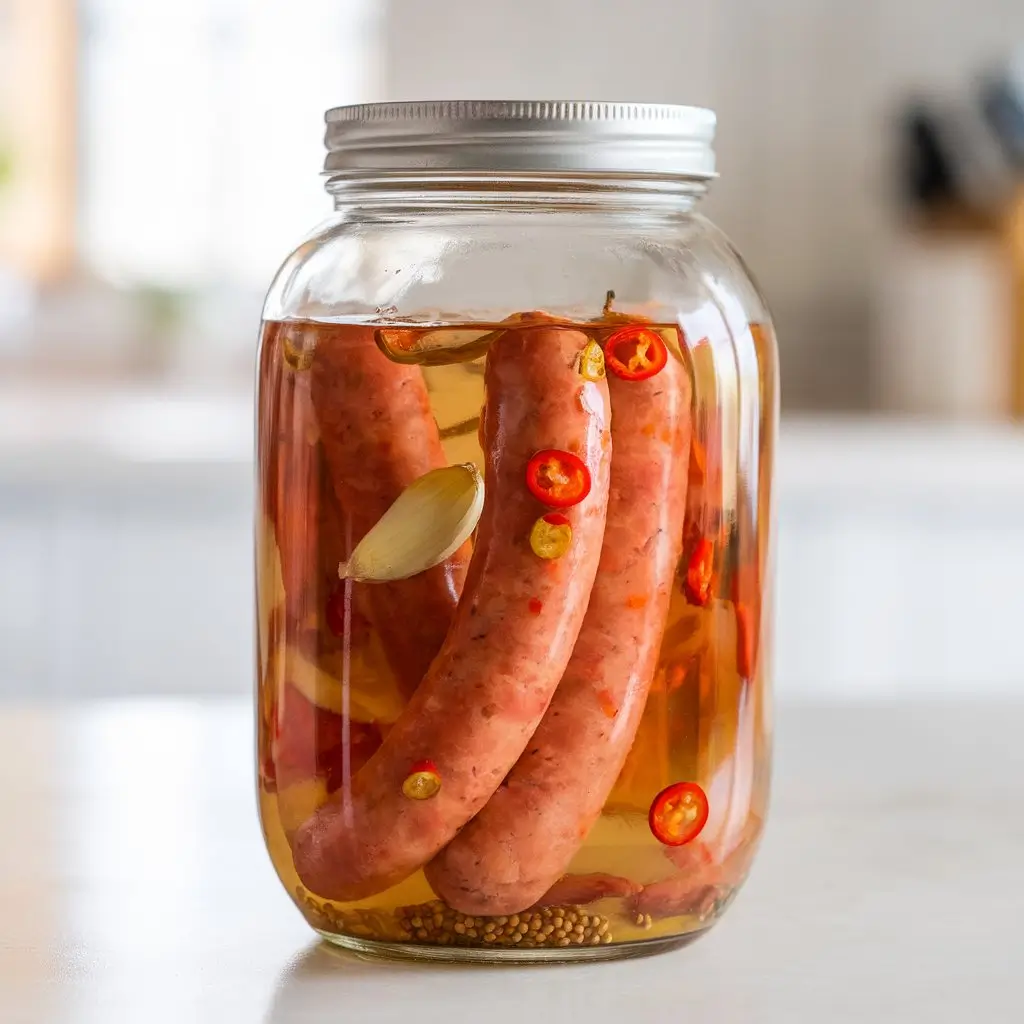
[323,100,717,180]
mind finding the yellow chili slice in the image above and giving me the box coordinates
[530,513,573,559]
[402,760,442,800]
[577,340,606,381]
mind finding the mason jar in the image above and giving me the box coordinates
[255,101,777,963]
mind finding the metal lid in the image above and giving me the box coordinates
[323,101,716,178]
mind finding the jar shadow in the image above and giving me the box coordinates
[262,939,497,1023]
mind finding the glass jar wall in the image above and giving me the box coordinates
[255,102,777,963]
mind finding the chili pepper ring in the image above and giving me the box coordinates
[649,782,709,846]
[604,326,668,382]
[525,449,592,508]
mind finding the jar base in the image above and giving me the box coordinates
[315,926,713,965]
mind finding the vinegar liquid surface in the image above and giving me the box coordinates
[256,317,771,956]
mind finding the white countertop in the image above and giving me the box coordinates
[0,698,1021,1023]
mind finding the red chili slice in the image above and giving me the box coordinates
[604,326,668,381]
[649,782,709,847]
[525,449,592,508]
[684,538,714,606]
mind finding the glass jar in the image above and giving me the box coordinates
[256,101,777,963]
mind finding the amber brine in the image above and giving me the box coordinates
[255,101,777,963]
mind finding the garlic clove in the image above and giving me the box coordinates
[273,643,404,724]
[339,463,483,583]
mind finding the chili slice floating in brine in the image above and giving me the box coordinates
[604,325,668,381]
[649,782,709,847]
[684,537,715,606]
[402,760,442,800]
[525,449,592,508]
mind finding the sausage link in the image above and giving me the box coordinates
[533,873,641,908]
[307,323,471,695]
[258,321,322,628]
[292,325,612,902]
[426,346,691,915]
[634,813,764,920]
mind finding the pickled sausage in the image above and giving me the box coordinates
[292,325,612,902]
[426,342,691,915]
[633,813,764,920]
[534,873,641,908]
[307,323,471,695]
[258,321,322,628]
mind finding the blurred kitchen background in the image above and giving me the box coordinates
[2,0,1024,702]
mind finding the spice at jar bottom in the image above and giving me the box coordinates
[395,900,614,948]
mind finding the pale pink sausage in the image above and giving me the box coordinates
[426,346,691,915]
[291,325,612,901]
[633,813,764,920]
[307,323,471,695]
[533,873,641,908]
[258,321,322,629]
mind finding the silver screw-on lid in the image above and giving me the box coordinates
[324,101,716,178]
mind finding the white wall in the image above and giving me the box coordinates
[381,0,1024,408]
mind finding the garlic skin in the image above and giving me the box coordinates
[339,463,483,583]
